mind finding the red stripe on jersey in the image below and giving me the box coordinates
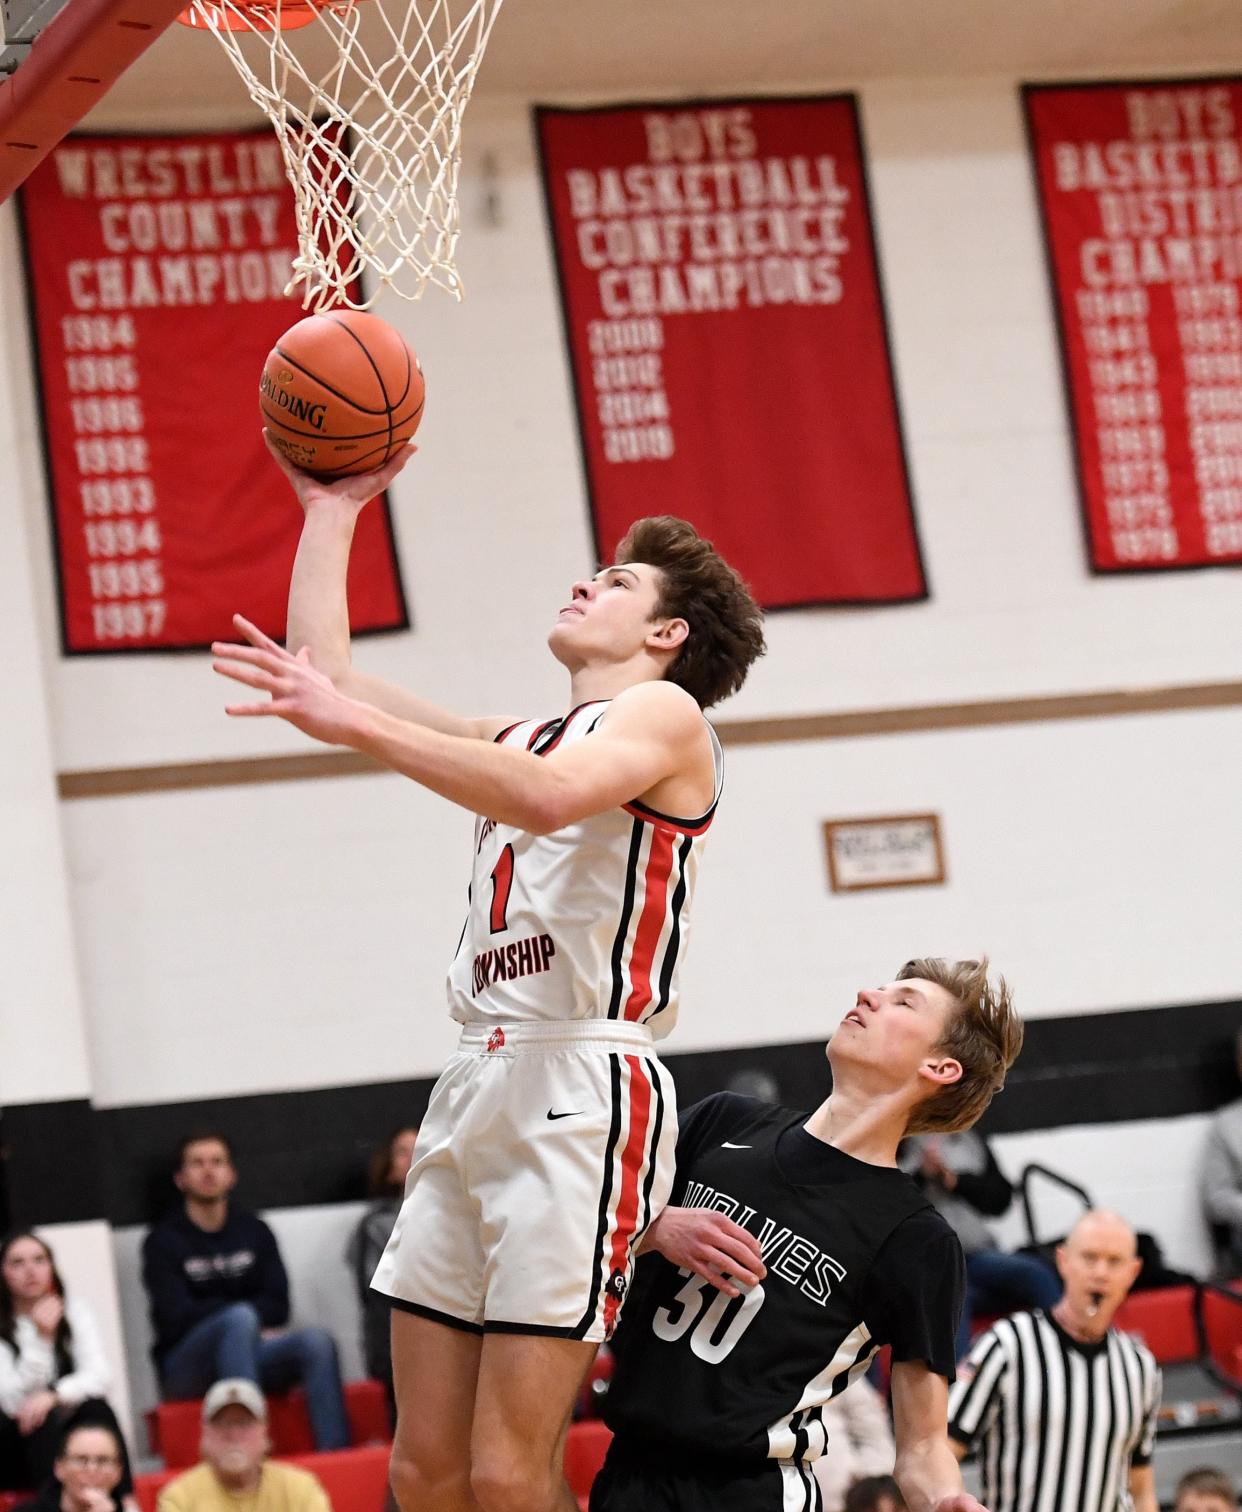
[622,799,715,837]
[526,720,558,750]
[602,1055,653,1338]
[622,827,676,1022]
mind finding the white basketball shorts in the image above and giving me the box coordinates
[370,1018,677,1342]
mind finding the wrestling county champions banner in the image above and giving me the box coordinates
[535,97,926,609]
[18,128,409,654]
[1025,80,1242,571]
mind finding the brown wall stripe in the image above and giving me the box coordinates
[57,678,1242,800]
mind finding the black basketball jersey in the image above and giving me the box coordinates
[604,1093,965,1466]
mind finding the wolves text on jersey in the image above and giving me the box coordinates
[472,932,557,996]
[681,1179,847,1307]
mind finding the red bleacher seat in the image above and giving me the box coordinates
[1113,1285,1198,1364]
[1200,1284,1242,1384]
[134,1444,390,1512]
[147,1379,390,1468]
[0,1493,25,1512]
[135,1427,612,1512]
[564,1419,612,1508]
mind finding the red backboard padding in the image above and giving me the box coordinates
[0,0,188,200]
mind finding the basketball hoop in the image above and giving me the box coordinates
[177,0,504,308]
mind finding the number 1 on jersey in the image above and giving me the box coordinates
[489,844,515,933]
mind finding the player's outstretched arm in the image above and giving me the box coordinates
[210,645,705,832]
[891,1361,989,1512]
[636,1206,766,1298]
[273,436,510,741]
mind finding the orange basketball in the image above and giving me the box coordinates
[260,310,425,478]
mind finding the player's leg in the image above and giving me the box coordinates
[469,1332,597,1512]
[388,1309,483,1512]
[373,1055,489,1511]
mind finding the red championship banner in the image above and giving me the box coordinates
[1025,80,1242,571]
[535,97,926,609]
[18,128,409,654]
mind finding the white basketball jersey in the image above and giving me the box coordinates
[446,699,723,1040]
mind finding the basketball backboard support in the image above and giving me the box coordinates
[0,0,186,201]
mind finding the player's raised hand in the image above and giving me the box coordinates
[643,1206,766,1297]
[264,429,415,515]
[212,614,365,748]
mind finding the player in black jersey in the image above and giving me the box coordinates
[593,957,1023,1512]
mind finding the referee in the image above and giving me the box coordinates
[947,1210,1160,1512]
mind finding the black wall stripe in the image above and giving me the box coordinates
[1,997,1238,1230]
[0,1100,105,1228]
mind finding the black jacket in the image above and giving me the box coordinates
[141,1207,290,1362]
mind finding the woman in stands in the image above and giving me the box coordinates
[11,1419,130,1512]
[0,1234,133,1500]
[345,1127,419,1411]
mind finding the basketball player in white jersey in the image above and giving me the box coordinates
[211,440,766,1512]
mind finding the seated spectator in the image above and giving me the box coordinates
[344,1126,418,1404]
[1174,1470,1238,1512]
[1201,1027,1242,1276]
[812,1375,896,1512]
[0,1233,133,1498]
[12,1419,130,1512]
[157,1380,331,1512]
[900,1131,1060,1357]
[844,1475,907,1512]
[141,1133,348,1451]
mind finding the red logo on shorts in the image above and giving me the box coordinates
[487,1027,506,1053]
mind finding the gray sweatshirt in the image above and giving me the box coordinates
[1201,1097,1242,1261]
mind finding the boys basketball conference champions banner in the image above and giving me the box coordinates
[19,128,408,654]
[1025,80,1242,571]
[536,97,926,609]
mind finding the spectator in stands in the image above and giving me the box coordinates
[1201,1026,1242,1275]
[345,1126,418,1404]
[0,1233,133,1498]
[948,1210,1160,1512]
[1174,1470,1239,1512]
[901,1131,1060,1357]
[811,1376,896,1512]
[141,1133,349,1451]
[843,1475,907,1512]
[12,1418,129,1512]
[157,1379,331,1512]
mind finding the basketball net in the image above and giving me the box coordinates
[179,0,504,309]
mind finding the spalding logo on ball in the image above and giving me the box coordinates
[260,310,425,478]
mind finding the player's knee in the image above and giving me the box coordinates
[470,1451,559,1512]
[219,1301,262,1337]
[389,1438,467,1511]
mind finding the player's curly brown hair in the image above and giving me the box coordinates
[900,957,1024,1135]
[616,516,765,709]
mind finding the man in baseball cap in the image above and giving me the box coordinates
[156,1379,331,1511]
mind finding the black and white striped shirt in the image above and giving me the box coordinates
[947,1310,1161,1512]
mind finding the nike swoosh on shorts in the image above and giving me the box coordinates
[721,1141,752,1148]
[547,1109,582,1121]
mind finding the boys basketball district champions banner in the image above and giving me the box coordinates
[1025,79,1242,572]
[535,97,927,609]
[18,127,408,654]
